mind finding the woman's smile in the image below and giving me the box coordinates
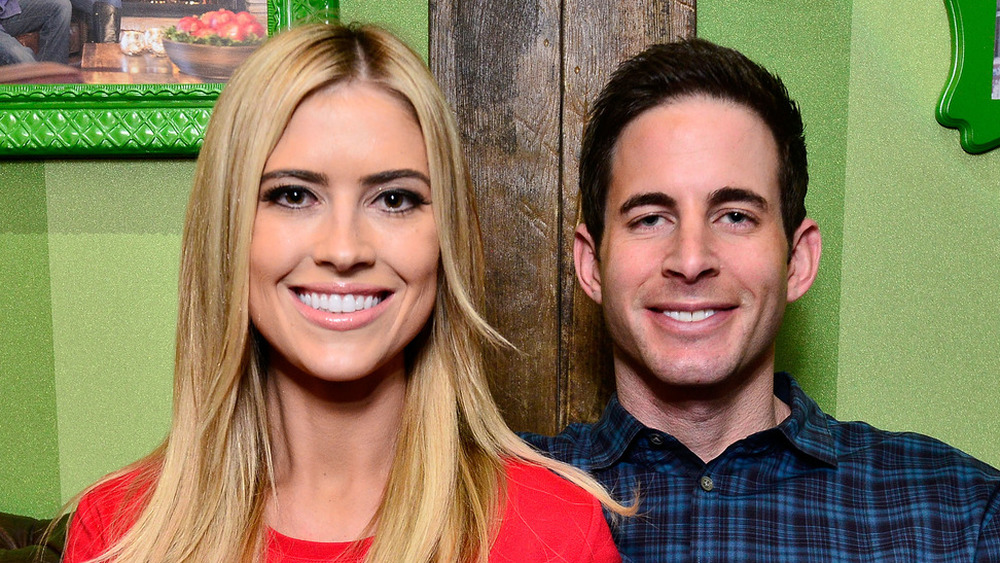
[289,287,394,331]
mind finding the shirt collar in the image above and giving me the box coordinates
[773,372,838,466]
[588,394,647,470]
[588,373,839,469]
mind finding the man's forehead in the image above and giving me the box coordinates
[606,97,782,207]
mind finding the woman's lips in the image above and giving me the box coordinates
[289,288,393,331]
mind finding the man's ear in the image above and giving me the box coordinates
[786,218,822,303]
[574,224,603,305]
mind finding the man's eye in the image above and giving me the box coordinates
[720,211,753,224]
[635,215,666,228]
[263,186,316,208]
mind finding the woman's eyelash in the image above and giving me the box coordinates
[262,185,315,206]
[375,189,431,210]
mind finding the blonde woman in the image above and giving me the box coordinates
[63,22,628,563]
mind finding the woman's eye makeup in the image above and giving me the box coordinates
[372,188,430,213]
[262,185,317,208]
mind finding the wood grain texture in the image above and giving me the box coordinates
[430,0,564,433]
[430,0,696,434]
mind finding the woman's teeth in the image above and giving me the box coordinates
[297,292,381,313]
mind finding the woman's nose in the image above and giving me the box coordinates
[312,211,377,273]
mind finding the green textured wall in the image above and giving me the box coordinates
[0,0,427,518]
[837,0,1000,465]
[703,0,1000,468]
[0,163,60,517]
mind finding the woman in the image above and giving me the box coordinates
[64,22,628,563]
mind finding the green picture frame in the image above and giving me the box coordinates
[0,0,335,158]
[937,0,1000,154]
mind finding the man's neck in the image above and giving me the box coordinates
[617,370,790,463]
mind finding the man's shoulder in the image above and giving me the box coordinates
[828,416,1000,484]
[520,423,602,468]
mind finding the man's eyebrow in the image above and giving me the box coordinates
[708,187,769,210]
[362,169,431,188]
[619,192,677,215]
[260,169,328,185]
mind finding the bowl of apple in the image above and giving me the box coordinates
[163,10,266,81]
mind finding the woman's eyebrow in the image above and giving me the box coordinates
[362,169,431,188]
[260,169,329,185]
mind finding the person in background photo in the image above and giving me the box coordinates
[63,22,628,563]
[0,0,70,65]
[523,37,1000,562]
[70,0,121,44]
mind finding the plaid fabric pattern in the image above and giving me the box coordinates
[523,374,1000,562]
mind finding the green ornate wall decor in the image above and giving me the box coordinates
[0,0,337,158]
[937,0,1000,154]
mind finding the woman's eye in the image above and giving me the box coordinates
[263,186,317,208]
[374,189,428,213]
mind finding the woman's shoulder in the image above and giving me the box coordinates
[503,459,603,506]
[65,466,156,562]
[492,459,620,562]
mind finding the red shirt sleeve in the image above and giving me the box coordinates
[64,469,153,563]
[490,461,621,562]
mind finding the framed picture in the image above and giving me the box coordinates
[937,0,1000,154]
[0,0,335,157]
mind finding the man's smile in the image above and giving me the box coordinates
[660,309,717,322]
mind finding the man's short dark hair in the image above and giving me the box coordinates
[579,38,808,250]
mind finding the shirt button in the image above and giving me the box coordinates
[648,433,665,447]
[700,475,715,492]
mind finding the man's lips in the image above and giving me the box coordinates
[661,309,717,322]
[651,304,736,323]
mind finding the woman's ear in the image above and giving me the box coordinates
[786,218,822,303]
[574,224,603,304]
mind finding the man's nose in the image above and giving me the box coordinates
[661,220,720,283]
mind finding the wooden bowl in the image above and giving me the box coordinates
[162,39,258,81]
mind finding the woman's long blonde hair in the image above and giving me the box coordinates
[77,22,629,563]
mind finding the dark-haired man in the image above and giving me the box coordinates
[523,38,1000,561]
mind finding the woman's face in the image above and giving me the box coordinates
[249,83,439,384]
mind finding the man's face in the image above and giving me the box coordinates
[575,96,819,399]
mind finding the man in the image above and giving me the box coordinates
[524,38,1000,561]
[0,0,71,65]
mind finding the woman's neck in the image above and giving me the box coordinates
[264,358,407,542]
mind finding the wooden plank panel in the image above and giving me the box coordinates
[429,0,564,433]
[560,0,696,426]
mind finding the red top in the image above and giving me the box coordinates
[65,460,621,562]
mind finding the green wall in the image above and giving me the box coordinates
[3,0,999,519]
[702,0,1000,467]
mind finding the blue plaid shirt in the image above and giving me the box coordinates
[523,373,1000,562]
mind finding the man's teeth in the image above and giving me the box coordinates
[297,292,381,313]
[663,309,716,322]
